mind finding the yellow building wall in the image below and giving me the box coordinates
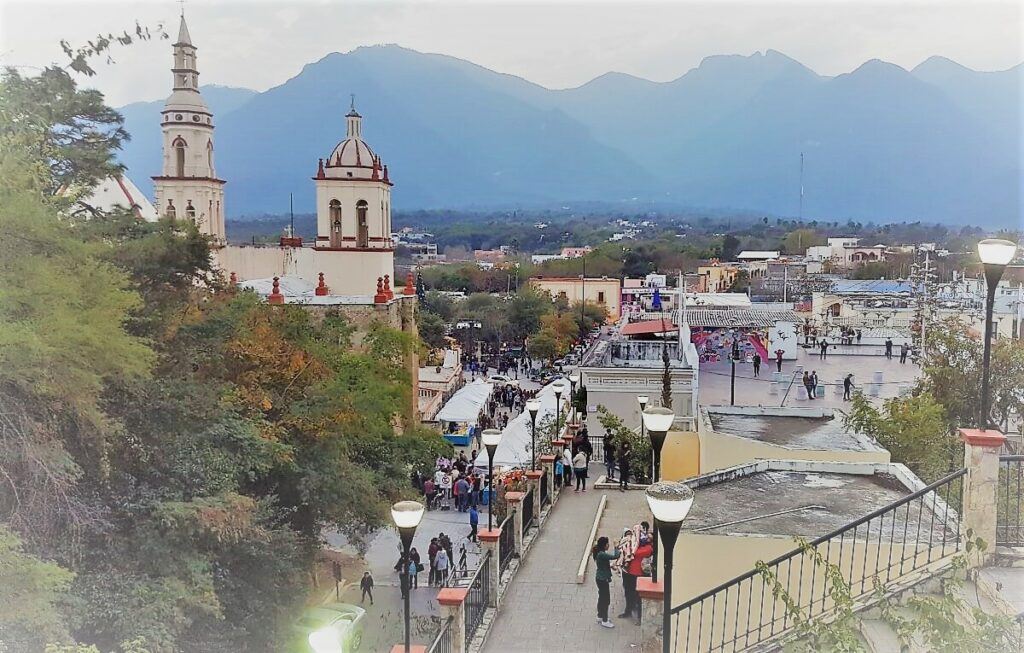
[530,277,622,320]
[660,431,701,480]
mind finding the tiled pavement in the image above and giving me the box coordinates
[482,464,652,652]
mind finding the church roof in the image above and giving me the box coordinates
[176,14,193,46]
[66,173,158,221]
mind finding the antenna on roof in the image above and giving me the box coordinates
[289,192,294,237]
[178,0,186,17]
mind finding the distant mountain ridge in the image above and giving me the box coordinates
[115,46,1022,227]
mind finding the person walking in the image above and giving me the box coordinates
[618,442,631,491]
[775,348,784,373]
[819,339,829,360]
[423,477,436,511]
[428,537,439,586]
[593,536,621,628]
[604,435,616,481]
[408,549,421,589]
[619,534,653,623]
[435,546,449,587]
[803,371,814,400]
[856,329,862,343]
[468,505,479,543]
[811,371,819,399]
[573,450,589,492]
[885,337,893,360]
[360,571,374,605]
[899,342,909,364]
[562,447,573,487]
[752,352,762,377]
[843,374,854,401]
[455,476,470,512]
[554,454,564,488]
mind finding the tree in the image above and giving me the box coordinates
[418,311,448,350]
[719,234,742,260]
[569,300,607,337]
[0,526,75,650]
[782,228,824,255]
[596,407,651,483]
[507,287,551,345]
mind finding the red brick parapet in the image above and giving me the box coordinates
[437,587,469,606]
[538,454,557,464]
[637,578,664,600]
[478,528,501,543]
[959,428,1006,448]
[525,471,543,481]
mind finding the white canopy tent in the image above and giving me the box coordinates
[474,381,568,469]
[436,380,492,425]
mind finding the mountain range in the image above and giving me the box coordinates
[115,46,1022,227]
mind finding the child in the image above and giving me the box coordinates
[554,456,564,488]
[360,571,374,605]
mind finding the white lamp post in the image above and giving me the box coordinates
[646,481,695,653]
[977,239,1018,429]
[391,500,425,653]
[553,381,565,440]
[482,428,502,530]
[568,373,580,423]
[642,405,675,582]
[526,399,541,470]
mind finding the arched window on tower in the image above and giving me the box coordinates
[356,200,369,248]
[185,200,196,220]
[173,137,187,177]
[165,199,176,219]
[329,200,342,247]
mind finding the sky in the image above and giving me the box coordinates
[1,0,1021,107]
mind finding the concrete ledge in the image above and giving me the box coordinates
[637,577,664,600]
[478,528,501,543]
[437,587,468,606]
[577,493,608,583]
[593,475,650,490]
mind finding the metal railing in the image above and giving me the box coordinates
[669,468,966,653]
[464,551,491,643]
[439,545,468,588]
[499,515,515,572]
[521,489,535,534]
[998,455,1023,547]
[427,616,454,653]
[540,470,549,506]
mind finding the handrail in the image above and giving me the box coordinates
[426,616,454,653]
[1001,455,1024,461]
[672,466,967,613]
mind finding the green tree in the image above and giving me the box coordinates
[782,228,824,255]
[0,526,75,650]
[508,287,552,344]
[418,310,448,350]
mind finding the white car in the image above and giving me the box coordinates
[488,375,519,387]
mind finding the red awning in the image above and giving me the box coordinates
[620,320,674,336]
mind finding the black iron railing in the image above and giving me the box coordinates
[522,489,535,534]
[540,470,549,506]
[998,455,1023,547]
[499,515,515,572]
[427,616,454,653]
[439,545,468,588]
[669,468,966,653]
[465,551,491,643]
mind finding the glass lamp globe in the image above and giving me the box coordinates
[642,406,676,433]
[638,395,649,409]
[481,428,502,448]
[390,500,425,530]
[977,239,1017,266]
[553,381,565,396]
[645,481,695,524]
[569,373,580,385]
[525,399,541,417]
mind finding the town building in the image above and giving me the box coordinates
[805,237,887,267]
[559,246,592,258]
[697,259,739,292]
[529,276,622,320]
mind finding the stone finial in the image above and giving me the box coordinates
[383,164,389,182]
[404,271,416,295]
[374,276,388,304]
[315,271,329,296]
[371,156,380,180]
[316,158,325,179]
[383,274,394,300]
[268,276,285,305]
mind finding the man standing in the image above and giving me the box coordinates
[885,338,893,360]
[811,370,819,399]
[899,342,909,364]
[843,374,854,401]
[455,475,470,512]
[428,537,439,586]
[468,505,479,543]
[819,339,829,360]
[775,348,784,373]
[360,571,374,605]
[618,441,631,491]
[803,371,814,400]
[752,352,762,377]
[603,434,616,481]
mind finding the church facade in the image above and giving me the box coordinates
[156,15,395,296]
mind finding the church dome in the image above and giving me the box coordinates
[321,106,388,181]
[328,133,376,169]
[164,89,210,114]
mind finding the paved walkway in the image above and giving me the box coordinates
[483,463,651,652]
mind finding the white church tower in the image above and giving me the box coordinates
[153,13,226,242]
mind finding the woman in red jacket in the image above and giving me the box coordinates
[619,535,653,622]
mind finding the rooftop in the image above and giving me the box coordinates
[682,460,950,541]
[704,406,884,452]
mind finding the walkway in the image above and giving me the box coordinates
[483,463,650,652]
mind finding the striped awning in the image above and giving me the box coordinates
[686,309,802,328]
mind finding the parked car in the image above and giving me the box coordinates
[293,603,366,652]
[488,374,519,387]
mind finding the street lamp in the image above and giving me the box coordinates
[391,500,425,653]
[568,373,580,423]
[526,399,541,470]
[482,428,502,530]
[638,395,649,444]
[729,329,741,406]
[642,405,674,583]
[553,382,565,441]
[977,238,1018,429]
[646,481,695,653]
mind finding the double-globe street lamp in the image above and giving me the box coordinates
[646,481,695,653]
[482,428,502,530]
[392,500,425,653]
[642,405,675,583]
[526,399,541,470]
[553,381,565,441]
[977,238,1018,430]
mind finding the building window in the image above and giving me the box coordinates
[597,291,606,304]
[328,200,342,248]
[356,199,369,248]
[185,200,196,220]
[173,137,187,177]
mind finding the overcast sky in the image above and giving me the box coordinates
[1,0,1021,107]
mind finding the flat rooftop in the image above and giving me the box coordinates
[706,407,881,452]
[682,465,950,542]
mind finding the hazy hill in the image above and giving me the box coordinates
[115,46,1022,226]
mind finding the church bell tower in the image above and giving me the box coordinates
[152,12,226,242]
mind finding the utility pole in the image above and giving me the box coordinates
[798,152,804,221]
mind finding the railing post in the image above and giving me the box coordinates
[959,428,1006,565]
[539,454,557,504]
[437,587,468,653]
[506,491,525,556]
[637,577,665,650]
[478,528,501,608]
[526,470,543,521]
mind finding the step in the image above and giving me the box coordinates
[977,567,1024,618]
[858,618,904,653]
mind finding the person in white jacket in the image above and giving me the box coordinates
[573,450,589,491]
[562,448,573,486]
